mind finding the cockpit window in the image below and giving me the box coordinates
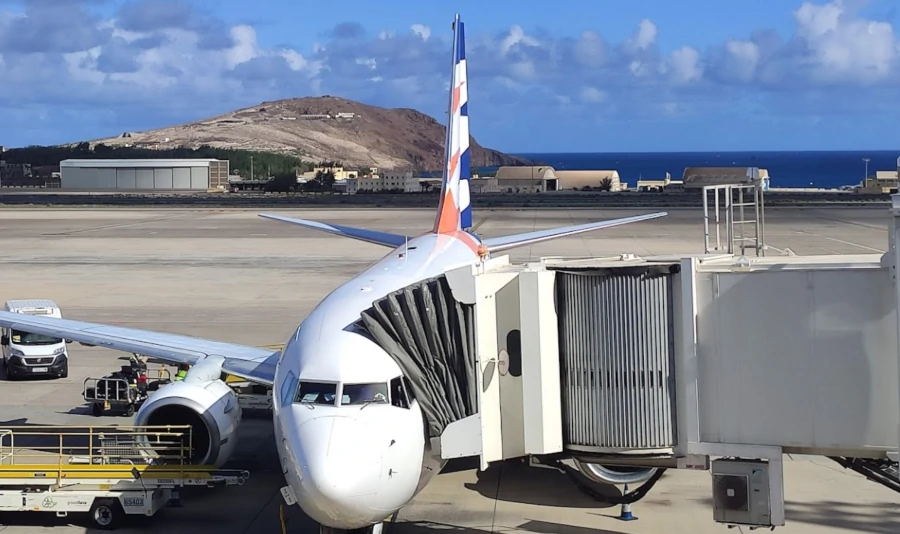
[390,376,409,409]
[341,383,389,406]
[294,381,338,406]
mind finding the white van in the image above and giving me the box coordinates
[0,299,69,380]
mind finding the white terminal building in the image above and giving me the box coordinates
[59,159,231,191]
[344,171,422,194]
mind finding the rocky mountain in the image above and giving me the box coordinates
[90,96,529,171]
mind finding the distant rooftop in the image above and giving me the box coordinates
[682,166,769,188]
[495,166,557,180]
[60,159,222,168]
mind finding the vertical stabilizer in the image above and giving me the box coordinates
[433,13,472,234]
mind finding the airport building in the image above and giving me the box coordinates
[348,171,423,193]
[860,158,900,193]
[493,166,558,192]
[493,166,629,192]
[59,159,231,191]
[635,172,683,192]
[682,167,770,191]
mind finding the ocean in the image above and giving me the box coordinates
[480,151,900,189]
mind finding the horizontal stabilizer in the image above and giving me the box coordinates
[259,214,411,248]
[484,212,668,253]
[0,311,278,385]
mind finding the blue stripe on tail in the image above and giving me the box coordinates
[457,20,473,230]
[433,14,474,234]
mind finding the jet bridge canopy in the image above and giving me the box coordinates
[554,263,680,453]
[357,275,478,439]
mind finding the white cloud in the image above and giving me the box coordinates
[224,25,260,68]
[574,30,606,68]
[356,57,377,70]
[629,19,657,51]
[669,46,703,84]
[0,0,899,145]
[580,87,607,103]
[498,25,539,56]
[281,49,310,72]
[410,24,431,41]
[509,60,536,80]
[794,0,898,83]
[724,40,759,82]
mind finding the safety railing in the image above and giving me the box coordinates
[0,430,13,465]
[0,425,195,485]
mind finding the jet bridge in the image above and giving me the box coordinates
[357,196,900,530]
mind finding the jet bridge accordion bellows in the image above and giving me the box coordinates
[554,264,679,452]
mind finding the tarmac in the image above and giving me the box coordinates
[0,205,897,533]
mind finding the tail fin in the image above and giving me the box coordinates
[433,13,472,234]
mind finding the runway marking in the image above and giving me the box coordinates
[811,213,889,232]
[823,236,884,253]
[795,230,885,253]
[41,214,191,236]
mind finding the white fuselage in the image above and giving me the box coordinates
[271,231,482,529]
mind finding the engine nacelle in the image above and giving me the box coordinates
[134,379,242,468]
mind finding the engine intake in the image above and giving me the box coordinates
[134,379,241,467]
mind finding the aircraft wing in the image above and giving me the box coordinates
[483,212,668,253]
[0,311,278,386]
[259,213,410,248]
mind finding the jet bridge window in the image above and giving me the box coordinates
[341,383,389,406]
[294,381,338,406]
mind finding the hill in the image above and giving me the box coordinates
[86,96,528,172]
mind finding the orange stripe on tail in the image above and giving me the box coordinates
[435,149,462,234]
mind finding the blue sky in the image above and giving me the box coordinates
[0,0,899,153]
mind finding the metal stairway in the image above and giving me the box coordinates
[702,182,767,257]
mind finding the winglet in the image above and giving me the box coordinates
[433,13,472,235]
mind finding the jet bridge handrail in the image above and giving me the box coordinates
[0,425,196,485]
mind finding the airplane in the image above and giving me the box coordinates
[0,14,667,534]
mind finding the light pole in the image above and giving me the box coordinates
[863,157,870,184]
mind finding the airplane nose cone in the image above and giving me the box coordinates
[295,416,385,525]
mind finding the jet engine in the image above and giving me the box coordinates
[134,378,242,468]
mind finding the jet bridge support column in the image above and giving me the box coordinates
[674,255,787,527]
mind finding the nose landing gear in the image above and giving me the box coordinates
[319,522,385,534]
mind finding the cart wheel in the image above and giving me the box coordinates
[92,403,104,417]
[89,498,123,530]
[125,404,135,417]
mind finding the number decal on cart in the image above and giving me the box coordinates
[123,497,144,507]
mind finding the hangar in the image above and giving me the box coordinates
[492,166,558,193]
[59,159,231,191]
